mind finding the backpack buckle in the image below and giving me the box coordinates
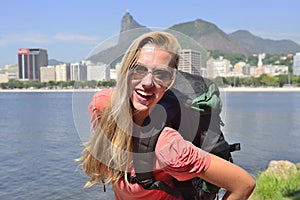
[230,143,241,152]
[139,179,156,189]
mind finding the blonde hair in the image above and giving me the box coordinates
[77,31,181,188]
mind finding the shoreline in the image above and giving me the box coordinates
[0,88,100,93]
[1,87,300,93]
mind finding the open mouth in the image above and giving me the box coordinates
[135,89,154,101]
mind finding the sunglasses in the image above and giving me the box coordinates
[131,65,175,87]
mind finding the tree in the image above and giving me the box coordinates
[259,74,277,86]
[213,76,226,87]
[277,75,288,87]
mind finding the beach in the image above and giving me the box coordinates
[0,88,99,93]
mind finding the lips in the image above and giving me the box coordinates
[135,89,154,102]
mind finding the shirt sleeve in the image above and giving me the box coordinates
[88,88,113,122]
[154,127,211,181]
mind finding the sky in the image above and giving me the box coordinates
[0,0,299,67]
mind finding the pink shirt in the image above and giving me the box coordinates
[89,89,211,200]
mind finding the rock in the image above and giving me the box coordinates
[296,162,300,170]
[264,160,298,178]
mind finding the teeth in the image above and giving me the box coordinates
[137,90,152,96]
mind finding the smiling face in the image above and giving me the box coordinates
[130,45,174,122]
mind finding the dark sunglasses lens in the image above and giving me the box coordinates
[135,65,148,74]
[153,70,173,83]
[132,65,147,79]
[131,65,174,86]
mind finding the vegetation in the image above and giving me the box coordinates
[1,74,300,90]
[250,171,300,200]
[0,79,116,90]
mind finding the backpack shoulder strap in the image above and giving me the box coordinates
[130,100,181,198]
[132,93,179,174]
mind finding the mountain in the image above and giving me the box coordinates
[88,12,151,65]
[168,19,251,56]
[48,59,65,65]
[229,30,300,54]
[87,12,300,64]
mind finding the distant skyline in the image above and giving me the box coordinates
[1,0,299,67]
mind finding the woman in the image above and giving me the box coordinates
[77,31,255,200]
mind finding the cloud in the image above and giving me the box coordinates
[0,32,100,47]
[0,33,49,46]
[53,33,98,42]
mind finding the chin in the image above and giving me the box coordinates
[133,102,150,113]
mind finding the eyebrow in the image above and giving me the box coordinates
[135,63,171,70]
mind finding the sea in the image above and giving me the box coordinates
[0,90,299,200]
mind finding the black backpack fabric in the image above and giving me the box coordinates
[128,71,240,199]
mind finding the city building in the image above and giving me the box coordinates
[40,66,56,82]
[87,62,110,81]
[178,49,202,76]
[0,64,18,83]
[0,68,8,83]
[110,62,121,80]
[243,65,257,77]
[6,64,18,80]
[55,63,70,82]
[70,61,87,81]
[293,52,300,76]
[18,48,48,81]
[206,56,231,78]
[264,65,288,76]
[233,62,246,74]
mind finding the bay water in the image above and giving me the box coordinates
[0,91,299,199]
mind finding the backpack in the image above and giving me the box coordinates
[128,71,240,200]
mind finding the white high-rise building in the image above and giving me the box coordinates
[70,61,87,81]
[110,63,121,80]
[293,53,300,76]
[55,63,70,82]
[87,62,110,81]
[178,49,202,76]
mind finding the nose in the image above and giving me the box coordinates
[140,73,154,87]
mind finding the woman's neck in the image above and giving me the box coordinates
[133,110,149,126]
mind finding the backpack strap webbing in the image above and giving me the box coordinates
[128,93,182,198]
[126,173,181,198]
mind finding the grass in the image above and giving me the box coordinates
[250,170,300,200]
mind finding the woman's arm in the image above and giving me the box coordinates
[199,154,256,200]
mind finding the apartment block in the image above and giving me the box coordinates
[206,57,231,78]
[40,66,56,82]
[55,63,70,82]
[293,52,300,76]
[70,62,87,81]
[178,49,202,76]
[0,69,8,83]
[6,64,18,80]
[264,65,288,76]
[87,63,110,81]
